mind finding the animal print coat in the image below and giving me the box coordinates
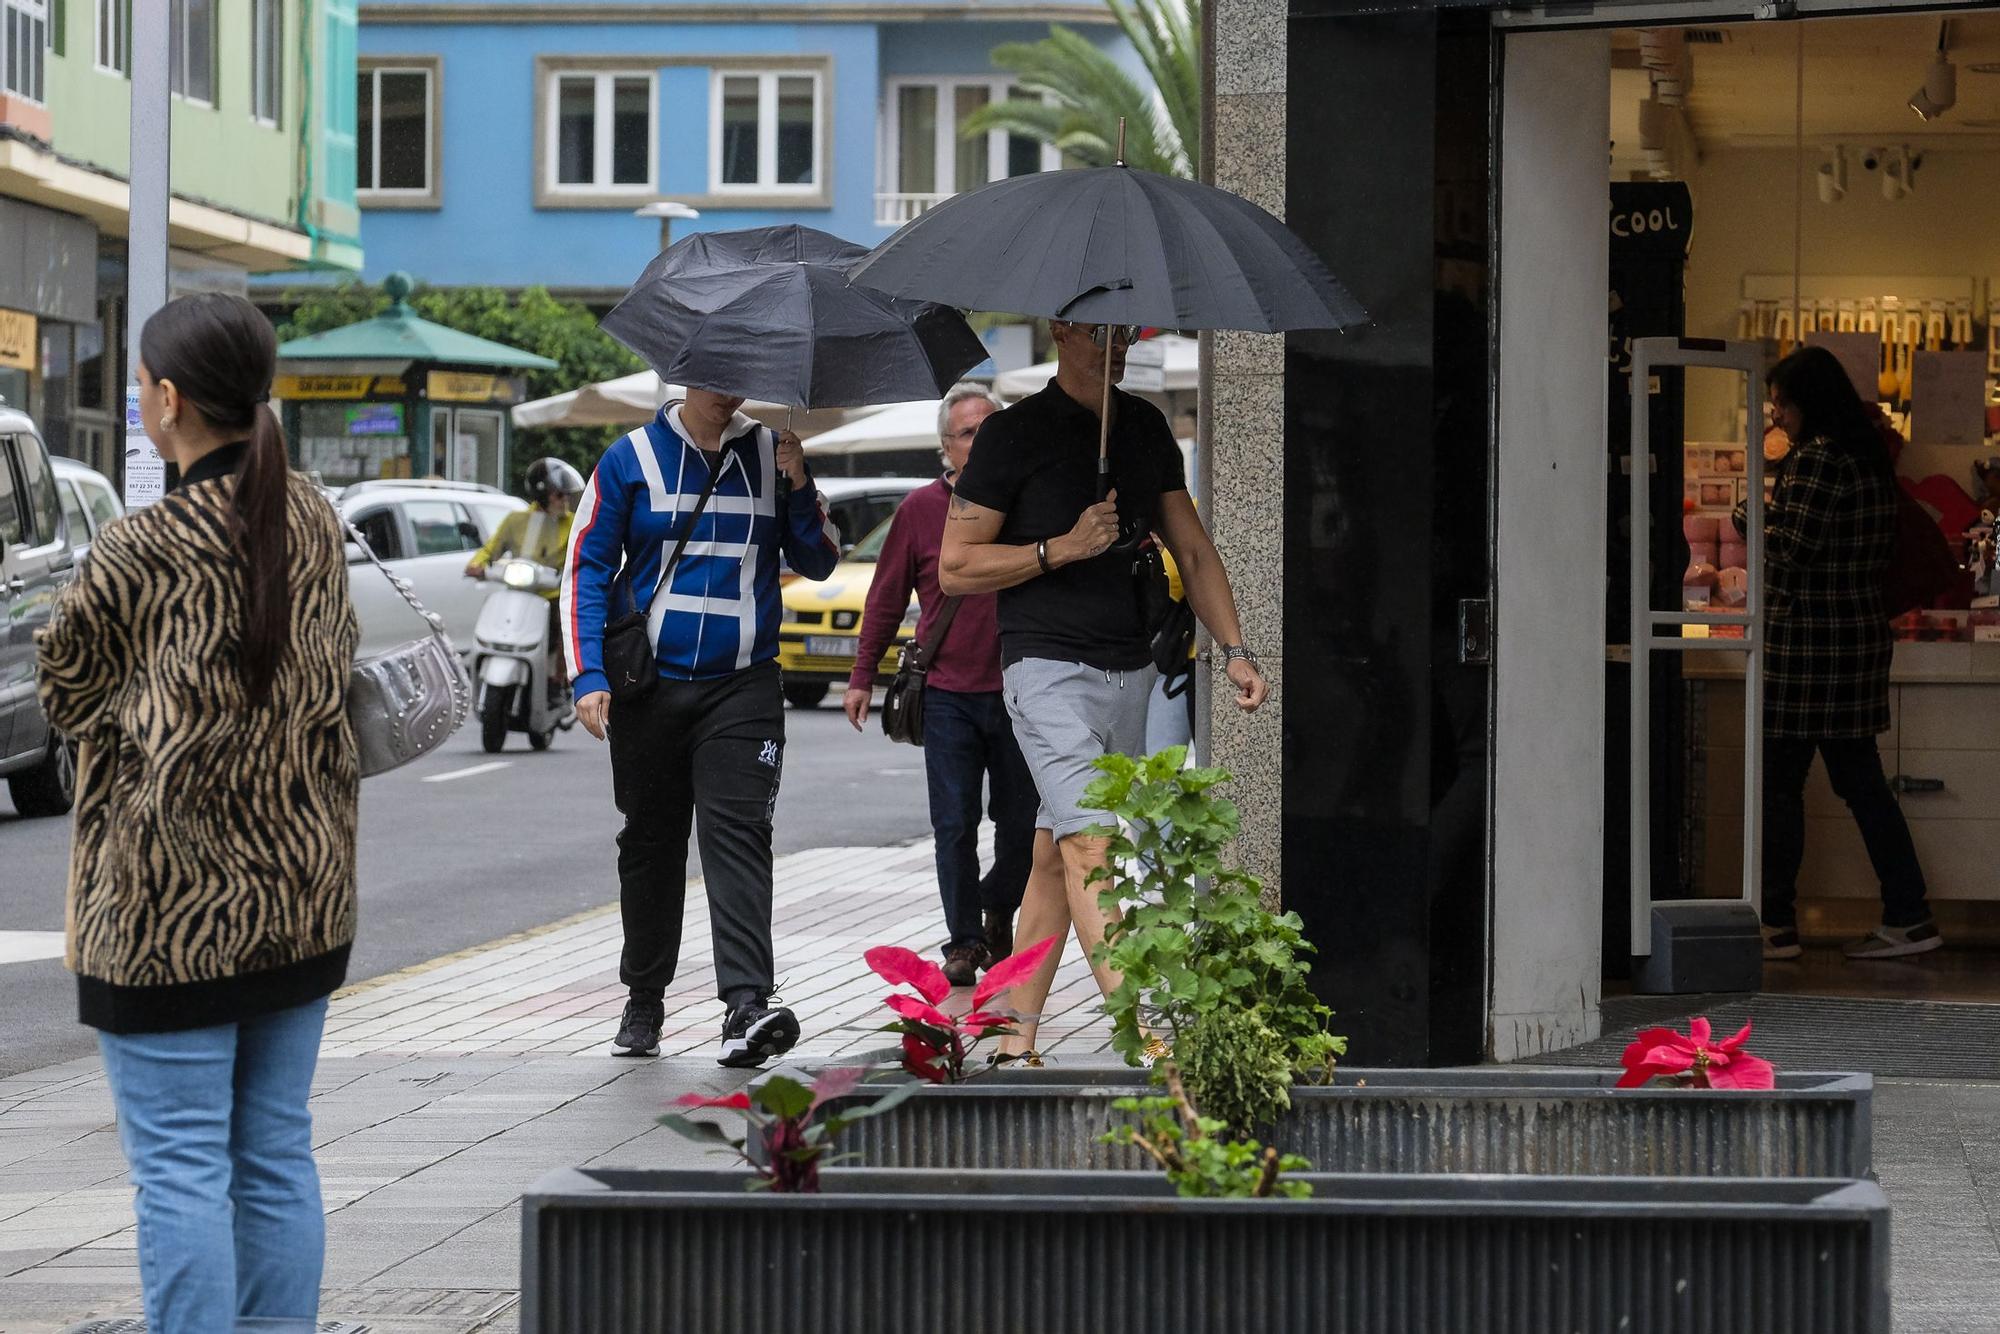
[36,466,359,1033]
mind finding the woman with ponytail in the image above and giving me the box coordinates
[36,293,359,1333]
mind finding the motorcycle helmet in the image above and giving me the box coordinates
[525,457,586,505]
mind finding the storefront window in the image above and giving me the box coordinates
[38,321,72,460]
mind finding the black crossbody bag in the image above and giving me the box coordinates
[881,595,963,747]
[601,434,728,705]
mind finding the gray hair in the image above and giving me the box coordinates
[937,381,1004,444]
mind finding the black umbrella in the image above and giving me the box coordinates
[601,225,988,411]
[847,136,1366,490]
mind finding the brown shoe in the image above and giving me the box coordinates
[943,945,980,988]
[981,909,1015,967]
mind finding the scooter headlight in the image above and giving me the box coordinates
[502,561,538,589]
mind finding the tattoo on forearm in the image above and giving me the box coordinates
[947,495,982,521]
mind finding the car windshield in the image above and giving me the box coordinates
[847,515,895,563]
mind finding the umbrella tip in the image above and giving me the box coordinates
[1115,116,1127,169]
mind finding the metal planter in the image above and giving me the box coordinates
[520,1167,1890,1334]
[803,1066,1873,1177]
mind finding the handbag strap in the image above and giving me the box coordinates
[910,595,963,673]
[333,500,452,643]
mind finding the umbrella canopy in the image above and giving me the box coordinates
[600,225,988,410]
[510,369,859,436]
[847,166,1366,333]
[801,399,944,456]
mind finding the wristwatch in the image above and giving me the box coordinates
[1220,643,1258,669]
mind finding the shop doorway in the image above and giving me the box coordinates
[437,407,505,489]
[1500,3,2000,1009]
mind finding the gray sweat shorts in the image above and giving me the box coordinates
[1002,657,1158,840]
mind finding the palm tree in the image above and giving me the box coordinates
[961,0,1199,180]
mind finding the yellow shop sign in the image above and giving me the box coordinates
[275,374,379,399]
[425,371,512,403]
[0,308,37,372]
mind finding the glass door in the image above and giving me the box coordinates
[448,408,504,489]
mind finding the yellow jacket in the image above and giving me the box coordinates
[475,507,573,600]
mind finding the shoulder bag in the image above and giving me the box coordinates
[881,595,963,747]
[601,428,728,705]
[339,509,474,778]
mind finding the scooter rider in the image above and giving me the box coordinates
[468,458,585,698]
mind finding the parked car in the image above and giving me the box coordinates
[336,479,526,662]
[776,514,917,709]
[0,407,79,816]
[782,477,927,583]
[50,457,124,565]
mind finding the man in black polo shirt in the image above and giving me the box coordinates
[941,320,1269,1060]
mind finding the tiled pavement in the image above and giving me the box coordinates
[4,835,1999,1332]
[0,835,1113,1334]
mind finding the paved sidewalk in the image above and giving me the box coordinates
[0,834,1111,1334]
[4,835,1999,1332]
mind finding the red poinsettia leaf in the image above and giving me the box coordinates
[1708,1049,1777,1090]
[672,1091,753,1110]
[1714,1020,1755,1053]
[971,934,1060,1011]
[901,1033,948,1084]
[958,1010,1016,1035]
[1616,1062,1674,1089]
[864,946,953,1005]
[808,1066,866,1113]
[1618,1027,1693,1073]
[1687,1016,1712,1047]
[884,993,954,1027]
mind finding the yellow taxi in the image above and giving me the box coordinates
[776,516,917,708]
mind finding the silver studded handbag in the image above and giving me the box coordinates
[337,508,473,778]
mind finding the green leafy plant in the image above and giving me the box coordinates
[1084,747,1345,1135]
[660,1069,921,1193]
[1104,1068,1310,1199]
[963,0,1200,178]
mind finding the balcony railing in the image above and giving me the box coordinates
[875,192,953,228]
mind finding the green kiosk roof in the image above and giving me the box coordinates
[276,273,559,371]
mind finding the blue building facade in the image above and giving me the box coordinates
[342,0,1133,298]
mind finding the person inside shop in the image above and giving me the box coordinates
[843,383,1033,987]
[467,457,585,708]
[1749,346,1942,962]
[939,320,1269,1064]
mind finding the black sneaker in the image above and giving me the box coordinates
[942,945,980,988]
[612,995,664,1057]
[981,909,1015,967]
[718,1000,800,1069]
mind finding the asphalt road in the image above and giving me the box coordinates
[0,695,931,1078]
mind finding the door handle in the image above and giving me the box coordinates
[1890,775,1945,795]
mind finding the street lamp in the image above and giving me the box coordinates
[634,201,701,252]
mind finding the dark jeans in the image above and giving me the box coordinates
[609,661,785,1004]
[923,687,1036,951]
[1762,736,1932,931]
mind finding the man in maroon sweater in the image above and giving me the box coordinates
[845,384,1034,985]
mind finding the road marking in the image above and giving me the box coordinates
[874,767,921,777]
[0,932,65,965]
[422,761,512,784]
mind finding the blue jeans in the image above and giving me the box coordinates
[97,998,329,1334]
[924,687,1036,950]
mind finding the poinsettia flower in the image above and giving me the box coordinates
[1617,1017,1775,1090]
[970,935,1060,1012]
[673,1090,753,1109]
[884,993,954,1028]
[865,946,952,1005]
[957,1010,1017,1036]
[901,1033,948,1084]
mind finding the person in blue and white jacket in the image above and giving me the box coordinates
[563,387,842,1066]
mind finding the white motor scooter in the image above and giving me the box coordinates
[471,558,573,753]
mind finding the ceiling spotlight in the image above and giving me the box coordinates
[1817,146,1848,204]
[1910,23,1957,121]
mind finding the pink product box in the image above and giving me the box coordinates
[1720,541,1747,569]
[1684,516,1721,544]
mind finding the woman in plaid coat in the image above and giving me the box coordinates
[1756,347,1940,962]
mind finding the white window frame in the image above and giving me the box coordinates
[250,0,281,127]
[1,0,49,105]
[94,0,129,78]
[168,0,215,107]
[708,68,823,196]
[878,77,1058,225]
[357,62,438,203]
[544,68,657,198]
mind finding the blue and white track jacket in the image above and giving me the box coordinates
[562,405,842,697]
